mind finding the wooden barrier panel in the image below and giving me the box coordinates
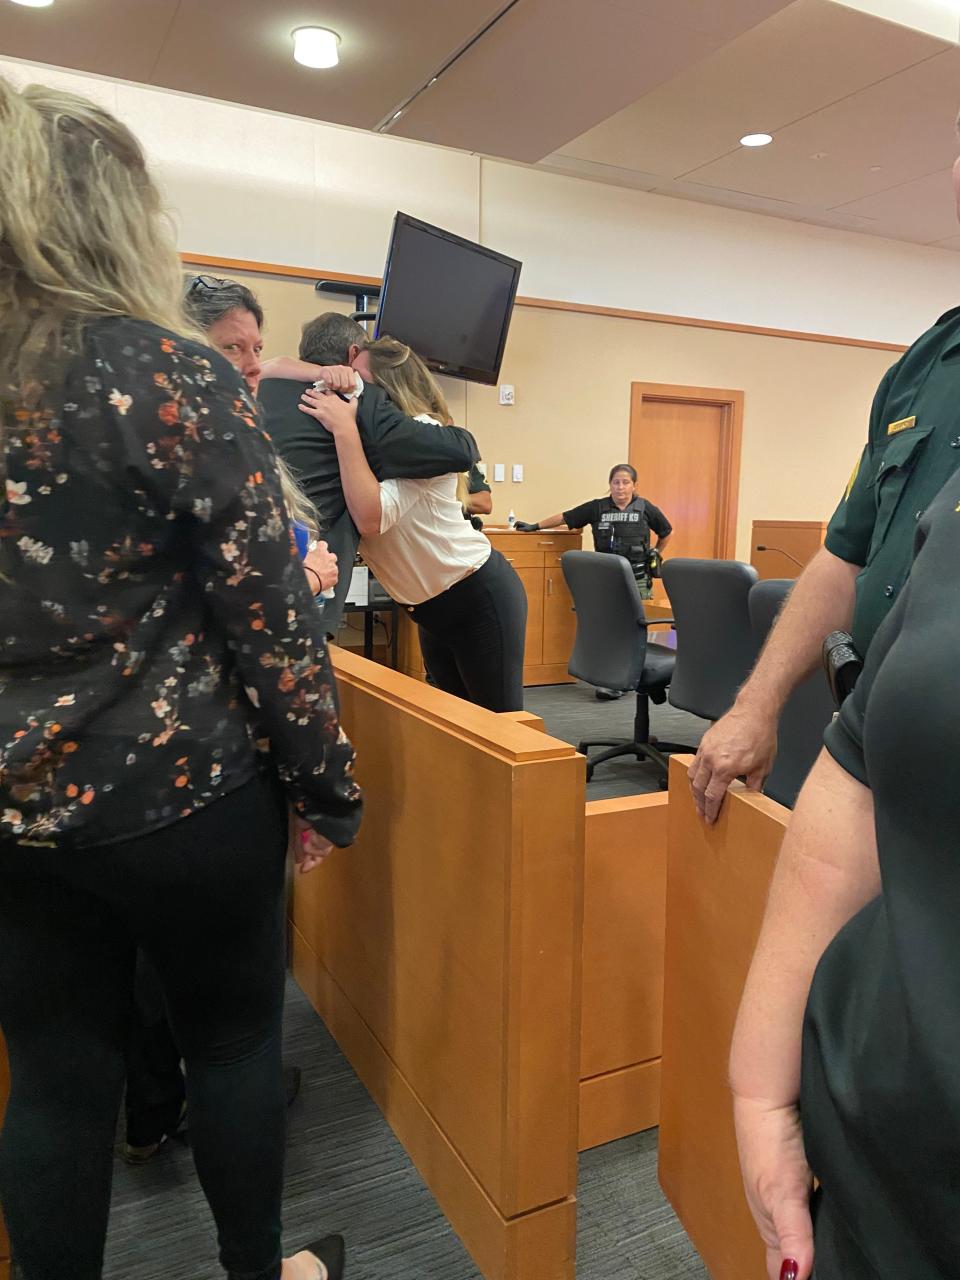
[750,519,828,580]
[1,1033,8,1280]
[579,794,668,1150]
[293,648,585,1280]
[658,755,788,1280]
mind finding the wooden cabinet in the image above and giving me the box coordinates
[750,519,828,580]
[542,554,578,667]
[396,528,582,687]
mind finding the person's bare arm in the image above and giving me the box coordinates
[302,539,338,593]
[730,749,878,1280]
[466,489,493,516]
[655,532,672,554]
[689,546,861,823]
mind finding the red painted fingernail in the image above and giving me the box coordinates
[780,1262,798,1280]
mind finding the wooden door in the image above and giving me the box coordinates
[542,555,576,667]
[629,383,743,601]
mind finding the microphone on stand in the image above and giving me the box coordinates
[755,544,804,569]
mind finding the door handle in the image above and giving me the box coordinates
[546,576,553,596]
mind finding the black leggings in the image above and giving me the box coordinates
[412,550,527,712]
[0,774,289,1280]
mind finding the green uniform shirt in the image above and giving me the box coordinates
[466,463,491,495]
[825,305,960,655]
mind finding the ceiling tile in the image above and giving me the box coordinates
[683,46,960,206]
[391,0,794,162]
[0,1,180,81]
[832,167,958,242]
[550,0,949,181]
[0,1,507,132]
[150,0,506,131]
[605,0,792,35]
[537,154,663,190]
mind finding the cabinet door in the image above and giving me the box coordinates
[543,558,577,666]
[514,564,544,666]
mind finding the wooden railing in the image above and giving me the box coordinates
[293,647,586,1279]
[659,755,787,1280]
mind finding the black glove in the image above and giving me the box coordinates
[514,521,539,532]
[469,514,484,531]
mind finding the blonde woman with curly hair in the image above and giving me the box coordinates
[0,78,357,1280]
[300,336,527,711]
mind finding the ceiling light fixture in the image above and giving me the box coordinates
[292,27,340,70]
[740,132,773,148]
[9,0,55,7]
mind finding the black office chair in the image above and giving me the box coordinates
[749,579,836,809]
[661,558,759,721]
[561,551,693,785]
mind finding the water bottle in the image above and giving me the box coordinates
[507,509,516,529]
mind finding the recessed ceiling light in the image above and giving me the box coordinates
[9,0,55,7]
[292,27,340,69]
[740,133,773,148]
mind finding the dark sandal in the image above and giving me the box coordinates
[304,1234,345,1280]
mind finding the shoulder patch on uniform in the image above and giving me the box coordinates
[887,416,917,436]
[844,453,861,500]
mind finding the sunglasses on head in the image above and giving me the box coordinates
[186,274,231,296]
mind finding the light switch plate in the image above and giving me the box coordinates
[512,463,524,483]
[493,463,505,483]
[499,384,515,406]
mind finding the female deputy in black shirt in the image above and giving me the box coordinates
[731,467,960,1280]
[516,462,673,598]
[517,463,672,700]
[0,79,355,1280]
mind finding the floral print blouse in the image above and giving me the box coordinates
[0,318,362,849]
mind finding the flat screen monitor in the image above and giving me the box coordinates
[374,212,522,384]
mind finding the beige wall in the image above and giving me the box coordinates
[1,54,909,561]
[4,55,960,345]
[228,266,895,560]
[465,306,897,556]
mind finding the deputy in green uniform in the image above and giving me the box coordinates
[463,462,492,519]
[689,302,960,823]
[824,306,960,654]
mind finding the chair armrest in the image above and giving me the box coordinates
[639,616,674,627]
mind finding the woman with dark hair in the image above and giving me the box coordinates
[515,465,673,699]
[515,463,673,599]
[0,78,358,1280]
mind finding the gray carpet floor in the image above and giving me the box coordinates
[523,681,710,802]
[102,683,711,1279]
[105,982,708,1280]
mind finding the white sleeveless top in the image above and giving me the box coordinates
[357,416,490,606]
